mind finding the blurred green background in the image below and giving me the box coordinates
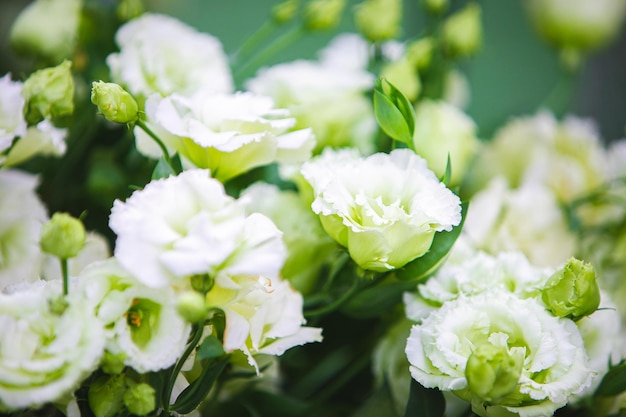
[1,0,625,140]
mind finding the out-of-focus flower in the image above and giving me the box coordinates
[2,119,67,167]
[109,169,286,289]
[241,182,337,294]
[0,170,48,289]
[107,13,233,99]
[79,259,191,373]
[525,0,626,53]
[21,61,74,124]
[0,75,26,154]
[405,291,593,417]
[442,2,482,58]
[0,279,105,410]
[205,273,323,371]
[135,92,314,181]
[354,0,402,42]
[301,148,461,272]
[9,0,81,63]
[91,81,138,124]
[246,35,376,154]
[463,178,577,267]
[303,0,346,31]
[412,100,478,186]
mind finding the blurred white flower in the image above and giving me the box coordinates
[3,119,67,167]
[79,259,191,373]
[406,291,593,417]
[107,13,233,99]
[302,148,461,271]
[136,92,314,181]
[109,169,286,289]
[0,74,26,153]
[0,169,48,289]
[0,279,105,410]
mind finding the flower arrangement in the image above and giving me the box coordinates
[1,0,626,416]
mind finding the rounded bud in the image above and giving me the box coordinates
[272,0,299,24]
[354,0,402,42]
[303,0,346,31]
[442,2,482,58]
[465,343,523,403]
[88,374,126,417]
[40,212,86,259]
[423,0,448,14]
[541,258,600,320]
[123,382,156,416]
[91,81,139,124]
[100,350,127,375]
[176,291,208,323]
[22,60,74,124]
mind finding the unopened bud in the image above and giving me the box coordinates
[123,382,156,416]
[177,291,208,323]
[407,37,435,70]
[442,2,482,58]
[354,0,402,42]
[22,61,74,124]
[88,374,126,417]
[91,81,138,124]
[465,343,523,403]
[303,0,346,31]
[272,0,299,24]
[541,258,600,320]
[100,350,127,375]
[116,0,144,22]
[423,0,448,14]
[40,212,86,259]
[380,57,421,102]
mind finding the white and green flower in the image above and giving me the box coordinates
[301,148,461,272]
[0,74,26,154]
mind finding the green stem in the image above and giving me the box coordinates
[231,20,278,65]
[305,279,360,318]
[135,119,177,174]
[162,324,204,416]
[234,25,304,83]
[61,258,69,296]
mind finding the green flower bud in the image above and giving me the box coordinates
[176,291,208,323]
[116,0,144,22]
[22,60,74,124]
[407,37,435,70]
[380,57,421,102]
[91,81,139,124]
[40,212,86,259]
[423,0,448,14]
[541,258,600,320]
[123,382,156,416]
[442,2,482,58]
[100,350,127,375]
[9,0,81,64]
[354,0,402,42]
[272,0,299,24]
[303,0,346,31]
[88,374,126,417]
[465,343,523,403]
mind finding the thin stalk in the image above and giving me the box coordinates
[61,258,69,296]
[231,20,278,65]
[135,119,177,174]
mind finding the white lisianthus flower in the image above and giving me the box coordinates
[106,13,233,99]
[135,92,314,181]
[78,259,191,373]
[245,41,377,154]
[0,74,27,153]
[301,148,461,272]
[405,291,594,417]
[0,169,48,289]
[0,280,105,410]
[109,169,286,289]
[206,274,323,372]
[464,177,577,267]
[3,119,67,167]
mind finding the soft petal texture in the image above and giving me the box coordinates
[3,119,67,167]
[302,148,461,271]
[107,13,233,98]
[0,74,26,153]
[0,280,105,409]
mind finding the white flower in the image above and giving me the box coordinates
[464,177,577,267]
[206,274,323,372]
[109,169,286,289]
[245,53,377,154]
[0,169,48,289]
[405,291,594,417]
[106,13,233,98]
[0,280,105,410]
[3,119,67,167]
[78,259,191,373]
[301,148,461,271]
[135,92,314,181]
[0,74,26,153]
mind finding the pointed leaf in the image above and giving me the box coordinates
[197,335,225,360]
[374,78,416,146]
[404,379,445,417]
[596,361,626,397]
[171,355,230,414]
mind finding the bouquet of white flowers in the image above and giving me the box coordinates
[1,0,626,416]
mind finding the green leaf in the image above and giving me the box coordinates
[171,355,230,414]
[440,154,452,187]
[404,379,445,417]
[340,279,419,318]
[374,78,416,146]
[197,335,225,361]
[395,201,468,282]
[596,361,626,397]
[151,153,183,180]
